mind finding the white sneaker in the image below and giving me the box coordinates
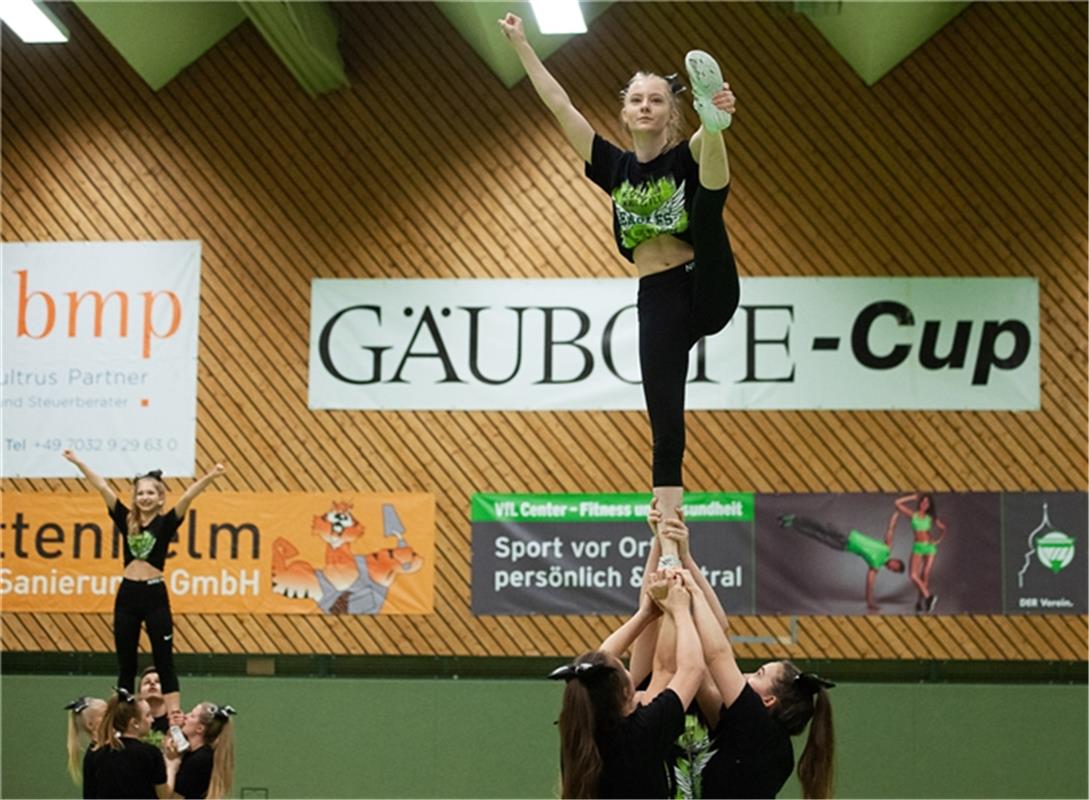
[685,49,732,132]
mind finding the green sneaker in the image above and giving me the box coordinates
[685,49,732,132]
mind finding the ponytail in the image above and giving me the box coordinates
[770,661,837,799]
[559,679,602,799]
[65,696,106,781]
[550,652,628,799]
[96,690,142,752]
[796,686,835,799]
[197,703,237,800]
[65,701,84,783]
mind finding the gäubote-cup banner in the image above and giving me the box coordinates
[309,277,1038,411]
[2,241,202,478]
[470,491,1086,616]
[2,493,435,615]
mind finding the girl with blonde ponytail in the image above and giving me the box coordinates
[64,696,106,785]
[165,702,238,799]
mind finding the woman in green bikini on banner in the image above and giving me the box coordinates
[894,493,947,613]
[778,513,905,612]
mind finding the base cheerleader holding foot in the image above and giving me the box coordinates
[165,702,238,800]
[84,688,169,799]
[664,512,837,799]
[549,573,704,798]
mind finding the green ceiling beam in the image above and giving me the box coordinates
[801,1,970,86]
[74,1,246,91]
[434,1,613,88]
[238,1,348,97]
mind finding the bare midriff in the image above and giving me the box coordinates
[633,234,695,278]
[124,560,164,581]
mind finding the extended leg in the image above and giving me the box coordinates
[779,514,849,551]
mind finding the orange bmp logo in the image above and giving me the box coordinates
[15,270,182,358]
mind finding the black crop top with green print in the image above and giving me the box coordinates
[584,133,700,263]
[109,500,181,570]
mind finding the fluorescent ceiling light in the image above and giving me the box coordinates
[530,0,586,35]
[0,0,68,43]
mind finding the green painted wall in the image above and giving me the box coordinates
[238,2,348,97]
[804,2,970,86]
[75,1,246,91]
[3,674,1085,798]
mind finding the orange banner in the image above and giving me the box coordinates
[1,493,434,615]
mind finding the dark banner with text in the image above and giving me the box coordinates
[471,493,753,615]
[470,491,1085,616]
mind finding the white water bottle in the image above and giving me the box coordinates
[169,725,190,753]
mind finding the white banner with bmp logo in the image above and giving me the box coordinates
[2,242,201,477]
[309,277,1038,411]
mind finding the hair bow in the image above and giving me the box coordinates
[208,703,237,720]
[135,469,164,482]
[64,696,91,713]
[547,662,604,682]
[662,73,688,95]
[113,687,136,703]
[795,672,836,691]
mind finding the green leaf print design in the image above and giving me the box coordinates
[612,176,689,250]
[672,715,717,799]
[128,530,155,560]
[613,176,678,216]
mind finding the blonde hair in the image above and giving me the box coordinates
[128,476,166,537]
[619,71,685,148]
[196,702,236,800]
[65,697,105,784]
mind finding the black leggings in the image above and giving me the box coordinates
[638,185,740,487]
[788,515,848,551]
[114,578,179,694]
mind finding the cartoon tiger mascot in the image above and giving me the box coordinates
[271,502,424,614]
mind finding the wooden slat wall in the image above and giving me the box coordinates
[2,2,1086,664]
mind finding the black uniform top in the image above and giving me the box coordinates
[596,688,686,798]
[174,745,214,799]
[109,500,181,571]
[84,737,167,799]
[151,714,169,735]
[82,746,97,800]
[584,133,700,263]
[701,685,795,799]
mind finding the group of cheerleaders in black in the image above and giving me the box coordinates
[59,13,834,799]
[62,450,235,799]
[499,11,837,799]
